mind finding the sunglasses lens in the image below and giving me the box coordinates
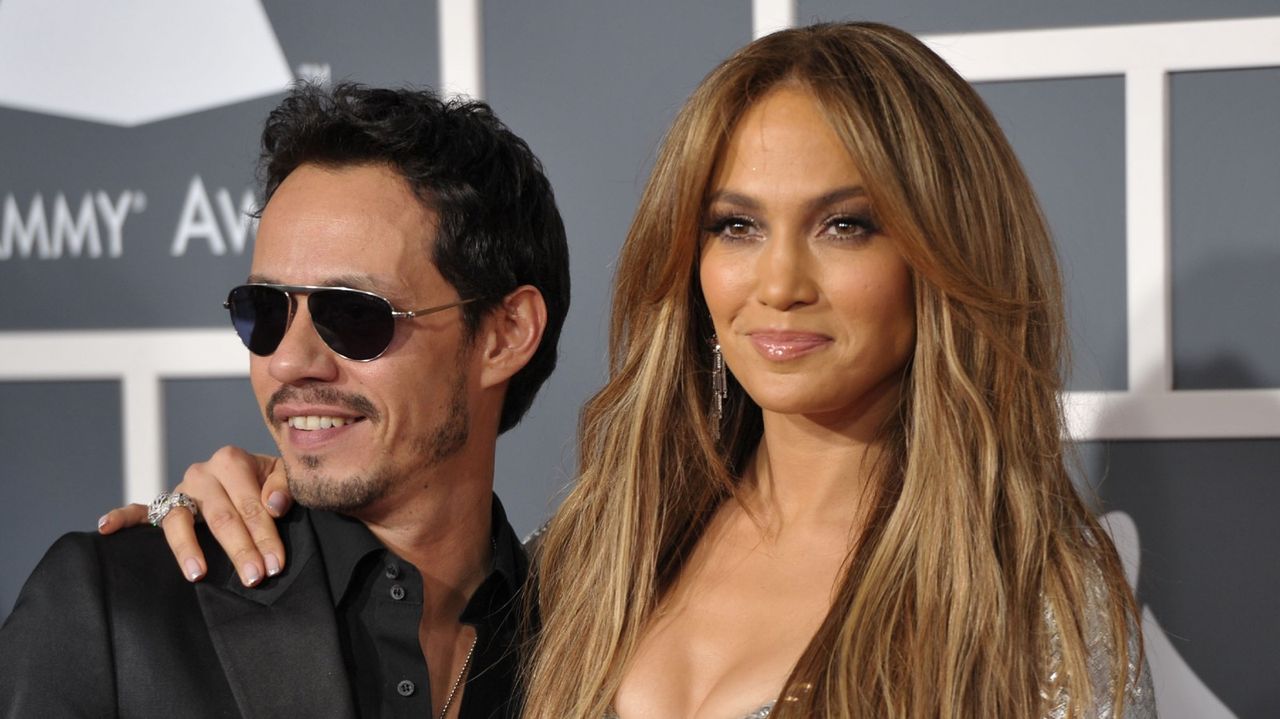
[310,290,396,361]
[227,285,290,356]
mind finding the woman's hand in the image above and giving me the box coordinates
[97,446,293,587]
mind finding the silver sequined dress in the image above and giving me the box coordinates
[1042,573,1158,719]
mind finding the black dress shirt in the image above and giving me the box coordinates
[310,495,529,719]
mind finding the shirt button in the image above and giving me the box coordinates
[384,564,400,579]
[390,584,406,601]
[396,679,415,697]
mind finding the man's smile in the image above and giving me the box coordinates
[286,415,359,430]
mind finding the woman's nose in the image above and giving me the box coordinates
[755,234,819,310]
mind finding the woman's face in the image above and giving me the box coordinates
[699,85,916,427]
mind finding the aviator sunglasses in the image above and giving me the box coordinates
[224,283,477,361]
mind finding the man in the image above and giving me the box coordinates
[0,83,570,718]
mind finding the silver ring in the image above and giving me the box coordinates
[148,491,199,527]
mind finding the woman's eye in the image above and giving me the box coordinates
[823,214,879,241]
[705,215,760,240]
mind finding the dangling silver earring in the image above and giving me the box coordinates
[710,335,727,440]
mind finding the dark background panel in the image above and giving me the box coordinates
[1081,439,1280,718]
[163,378,277,491]
[0,97,272,329]
[0,381,123,616]
[483,0,753,535]
[798,0,1280,34]
[0,1,439,331]
[262,0,438,90]
[975,76,1127,392]
[1170,66,1280,390]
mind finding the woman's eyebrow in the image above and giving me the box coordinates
[706,186,868,212]
[704,190,760,210]
[806,186,868,212]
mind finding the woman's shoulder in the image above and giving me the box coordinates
[1041,564,1157,718]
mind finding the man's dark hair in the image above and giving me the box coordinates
[257,82,570,433]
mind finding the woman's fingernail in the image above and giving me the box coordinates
[266,492,288,517]
[242,563,262,586]
[97,515,109,530]
[264,553,281,577]
[184,558,204,581]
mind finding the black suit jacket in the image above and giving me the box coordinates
[0,508,356,718]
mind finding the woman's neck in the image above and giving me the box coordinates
[746,381,900,534]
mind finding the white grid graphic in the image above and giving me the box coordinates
[2,11,1278,506]
[439,0,483,100]
[753,0,796,39]
[0,330,243,503]
[919,17,1280,441]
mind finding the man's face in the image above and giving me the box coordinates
[248,162,475,514]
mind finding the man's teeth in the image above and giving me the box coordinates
[287,416,355,431]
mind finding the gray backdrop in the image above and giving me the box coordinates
[1,1,1276,716]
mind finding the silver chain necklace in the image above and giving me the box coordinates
[436,634,479,719]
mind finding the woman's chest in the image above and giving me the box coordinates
[612,542,837,718]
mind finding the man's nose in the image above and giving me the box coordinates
[755,234,819,310]
[267,301,341,384]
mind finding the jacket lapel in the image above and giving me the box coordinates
[196,510,356,719]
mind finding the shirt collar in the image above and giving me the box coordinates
[310,508,383,606]
[309,493,527,610]
[486,493,525,595]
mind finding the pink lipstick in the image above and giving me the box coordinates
[748,331,831,361]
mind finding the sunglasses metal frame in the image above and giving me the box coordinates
[224,282,478,361]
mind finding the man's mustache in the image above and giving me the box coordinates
[265,385,381,424]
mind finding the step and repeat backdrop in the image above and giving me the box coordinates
[1,1,1276,715]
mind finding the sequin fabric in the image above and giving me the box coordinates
[1041,572,1157,718]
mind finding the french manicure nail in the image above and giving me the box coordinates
[97,515,109,530]
[266,492,287,517]
[264,553,281,577]
[184,558,204,581]
[242,563,262,586]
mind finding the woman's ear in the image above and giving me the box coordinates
[478,285,547,389]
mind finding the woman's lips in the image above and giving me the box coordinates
[747,332,832,361]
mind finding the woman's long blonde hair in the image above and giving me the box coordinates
[524,22,1139,718]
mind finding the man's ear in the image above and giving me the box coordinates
[478,285,547,390]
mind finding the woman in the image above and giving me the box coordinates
[106,22,1153,718]
[523,22,1151,718]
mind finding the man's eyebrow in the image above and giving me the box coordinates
[244,273,400,294]
[327,274,398,293]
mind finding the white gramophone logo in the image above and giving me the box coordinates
[0,0,292,127]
